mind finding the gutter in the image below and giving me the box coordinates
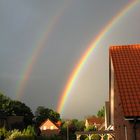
[124,117,140,121]
[133,118,137,140]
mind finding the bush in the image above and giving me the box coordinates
[0,127,10,139]
[84,125,97,131]
[80,135,88,140]
[47,135,62,140]
[2,126,63,140]
[84,134,100,140]
[22,125,36,136]
[103,134,108,140]
[91,134,100,140]
[14,136,35,140]
[6,126,36,140]
[6,129,22,140]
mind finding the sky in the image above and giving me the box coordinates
[0,0,140,119]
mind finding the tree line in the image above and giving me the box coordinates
[0,92,105,140]
[0,92,60,127]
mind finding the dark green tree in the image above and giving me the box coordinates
[0,92,11,115]
[0,92,33,126]
[60,119,85,140]
[70,119,85,131]
[9,100,34,126]
[34,106,60,126]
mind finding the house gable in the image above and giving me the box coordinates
[40,119,59,131]
[109,44,140,140]
[85,116,104,129]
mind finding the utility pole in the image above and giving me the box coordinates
[67,121,69,140]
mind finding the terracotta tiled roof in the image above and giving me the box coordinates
[86,116,104,125]
[55,121,62,127]
[110,44,140,117]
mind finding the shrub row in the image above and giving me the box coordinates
[0,127,63,140]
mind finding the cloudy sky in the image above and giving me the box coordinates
[0,0,140,119]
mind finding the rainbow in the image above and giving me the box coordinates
[57,0,139,114]
[16,1,72,99]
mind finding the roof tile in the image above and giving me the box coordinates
[86,116,104,125]
[110,44,140,117]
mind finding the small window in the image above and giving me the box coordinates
[50,126,54,130]
[43,126,47,130]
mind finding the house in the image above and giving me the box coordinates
[0,111,24,130]
[108,45,140,140]
[39,119,61,136]
[7,116,24,130]
[75,117,108,140]
[0,110,7,128]
[85,116,104,130]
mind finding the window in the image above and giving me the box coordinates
[43,126,47,130]
[50,126,54,130]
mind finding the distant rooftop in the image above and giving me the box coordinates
[110,44,140,118]
[86,116,104,125]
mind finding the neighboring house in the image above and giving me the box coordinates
[0,111,7,128]
[39,119,60,136]
[85,116,104,130]
[7,116,24,130]
[0,112,24,130]
[108,45,140,140]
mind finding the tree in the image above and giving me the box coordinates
[8,100,34,126]
[34,106,60,126]
[0,92,33,126]
[60,119,85,140]
[0,92,11,115]
[69,119,85,131]
[97,106,105,118]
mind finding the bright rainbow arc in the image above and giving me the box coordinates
[57,0,138,114]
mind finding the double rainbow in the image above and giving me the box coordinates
[16,1,138,114]
[16,1,72,99]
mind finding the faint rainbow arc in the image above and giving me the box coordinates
[16,1,72,99]
[57,0,138,113]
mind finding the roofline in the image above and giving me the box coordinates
[124,117,140,121]
[109,54,111,96]
[109,54,112,125]
[39,118,59,129]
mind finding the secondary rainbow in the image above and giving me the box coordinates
[16,1,72,99]
[57,0,139,113]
